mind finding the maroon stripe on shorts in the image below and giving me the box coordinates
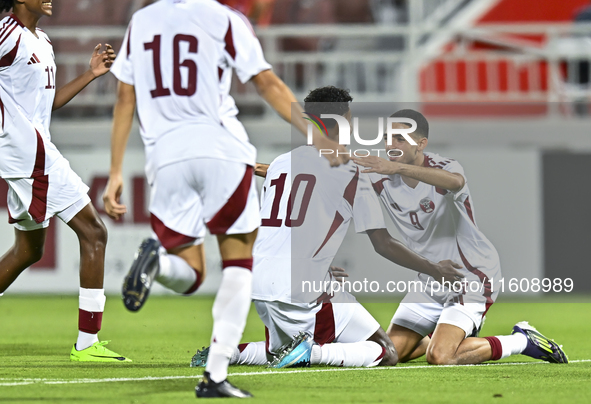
[150,213,197,250]
[29,175,49,223]
[206,165,253,234]
[28,130,48,223]
[314,302,336,345]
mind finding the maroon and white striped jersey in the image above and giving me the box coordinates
[252,146,386,304]
[110,0,270,183]
[370,152,502,286]
[0,14,63,179]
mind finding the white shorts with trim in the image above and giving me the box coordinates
[391,288,489,338]
[4,158,90,231]
[149,158,260,250]
[254,297,380,355]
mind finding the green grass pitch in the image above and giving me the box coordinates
[1,295,590,403]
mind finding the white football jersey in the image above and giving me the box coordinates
[252,146,387,304]
[110,0,271,183]
[370,152,501,301]
[0,14,64,179]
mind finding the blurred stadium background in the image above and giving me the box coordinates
[1,0,591,296]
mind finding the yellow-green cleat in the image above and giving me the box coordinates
[70,341,131,362]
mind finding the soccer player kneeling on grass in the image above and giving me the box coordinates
[352,109,568,365]
[0,0,128,361]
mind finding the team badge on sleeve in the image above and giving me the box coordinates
[419,197,435,213]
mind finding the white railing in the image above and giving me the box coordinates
[44,22,591,116]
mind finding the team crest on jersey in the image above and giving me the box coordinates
[419,197,435,213]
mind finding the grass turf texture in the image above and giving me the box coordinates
[1,295,590,403]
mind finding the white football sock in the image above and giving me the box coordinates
[229,341,268,365]
[156,252,199,294]
[77,331,99,351]
[77,288,105,350]
[205,266,252,382]
[310,341,385,367]
[496,333,528,359]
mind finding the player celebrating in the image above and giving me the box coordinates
[192,87,464,370]
[353,109,568,365]
[102,0,346,399]
[0,1,129,361]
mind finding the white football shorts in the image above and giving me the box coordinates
[149,158,260,250]
[4,157,90,231]
[254,297,380,355]
[391,287,492,338]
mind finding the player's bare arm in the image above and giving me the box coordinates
[102,81,136,220]
[250,69,348,167]
[366,228,464,284]
[52,44,116,110]
[353,156,465,192]
[254,163,270,178]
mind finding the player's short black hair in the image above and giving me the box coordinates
[389,109,429,139]
[0,0,14,13]
[304,86,353,128]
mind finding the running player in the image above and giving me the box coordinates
[0,0,129,361]
[102,0,346,398]
[191,87,464,369]
[353,109,568,365]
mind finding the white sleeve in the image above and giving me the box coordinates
[110,21,134,85]
[224,11,271,83]
[442,159,468,198]
[338,173,386,233]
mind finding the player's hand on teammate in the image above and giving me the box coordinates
[352,156,398,175]
[89,44,116,78]
[432,260,464,285]
[313,135,350,167]
[329,266,349,282]
[102,174,127,220]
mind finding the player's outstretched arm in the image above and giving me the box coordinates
[250,69,349,167]
[353,156,465,192]
[52,44,116,110]
[102,81,136,220]
[254,163,270,178]
[366,228,464,284]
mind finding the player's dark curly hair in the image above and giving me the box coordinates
[390,109,429,139]
[304,86,353,128]
[0,0,14,13]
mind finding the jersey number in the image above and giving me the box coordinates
[409,211,424,230]
[44,66,55,89]
[261,173,316,228]
[144,34,198,98]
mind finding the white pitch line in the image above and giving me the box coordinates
[1,359,589,387]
